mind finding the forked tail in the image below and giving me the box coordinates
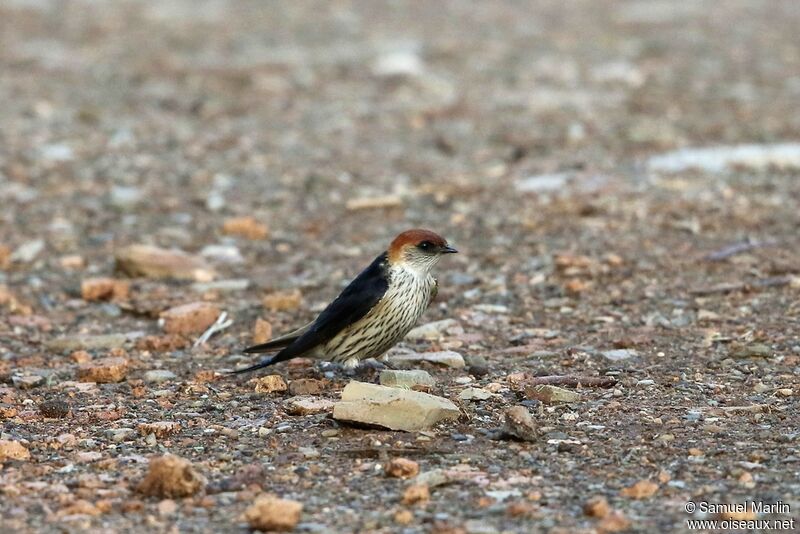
[228,354,279,374]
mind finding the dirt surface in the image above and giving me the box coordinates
[1,1,800,532]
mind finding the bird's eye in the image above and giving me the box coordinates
[418,241,433,251]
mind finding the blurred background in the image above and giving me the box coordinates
[2,1,799,271]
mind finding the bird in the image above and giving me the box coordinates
[232,229,457,374]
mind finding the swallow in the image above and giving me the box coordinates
[232,229,457,373]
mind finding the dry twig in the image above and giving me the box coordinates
[689,276,793,296]
[524,375,617,388]
[703,238,778,262]
[194,311,233,347]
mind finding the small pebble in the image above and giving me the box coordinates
[385,458,420,479]
[143,370,177,384]
[245,495,302,532]
[13,375,44,390]
[39,399,71,418]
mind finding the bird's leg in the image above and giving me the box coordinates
[378,353,396,370]
[318,359,374,377]
[317,361,348,378]
[340,357,361,377]
[343,357,360,371]
[357,359,388,371]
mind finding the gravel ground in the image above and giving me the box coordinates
[1,1,800,532]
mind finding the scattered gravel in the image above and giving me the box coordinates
[1,1,798,532]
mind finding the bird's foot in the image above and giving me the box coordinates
[316,361,347,379]
[317,359,364,377]
[316,359,389,378]
[317,361,341,372]
[358,358,391,371]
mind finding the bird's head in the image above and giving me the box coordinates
[387,229,457,274]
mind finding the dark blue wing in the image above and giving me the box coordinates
[233,253,390,373]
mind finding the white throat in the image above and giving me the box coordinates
[397,258,439,277]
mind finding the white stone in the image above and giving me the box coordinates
[527,385,581,404]
[458,388,492,401]
[206,192,226,212]
[200,244,244,264]
[389,350,465,369]
[40,143,74,162]
[11,239,45,263]
[647,143,800,174]
[471,304,510,314]
[601,349,638,361]
[405,319,460,341]
[515,173,569,193]
[110,186,143,208]
[143,370,177,384]
[285,396,335,416]
[332,381,460,431]
[590,61,645,87]
[191,279,251,292]
[379,370,436,389]
[372,50,423,78]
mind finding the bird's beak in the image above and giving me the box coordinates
[441,245,458,254]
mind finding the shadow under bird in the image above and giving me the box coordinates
[232,229,457,374]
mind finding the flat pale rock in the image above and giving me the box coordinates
[601,349,638,361]
[459,387,493,401]
[106,428,136,443]
[143,370,177,384]
[12,375,44,390]
[11,239,44,263]
[75,451,102,463]
[115,244,215,281]
[730,342,772,359]
[389,350,465,369]
[191,279,251,292]
[647,143,800,174]
[345,195,403,211]
[245,495,302,532]
[77,357,129,383]
[525,384,581,404]
[333,381,460,431]
[201,244,243,264]
[405,319,461,341]
[0,439,31,461]
[416,468,454,488]
[379,370,436,389]
[47,333,131,351]
[515,172,570,193]
[285,396,335,415]
[159,302,221,336]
